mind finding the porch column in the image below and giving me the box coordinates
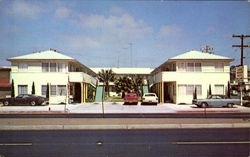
[83,83,86,103]
[161,81,164,104]
[81,82,83,103]
[86,83,88,100]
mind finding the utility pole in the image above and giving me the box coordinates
[128,43,133,67]
[232,34,250,66]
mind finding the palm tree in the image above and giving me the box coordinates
[132,77,143,96]
[114,76,133,98]
[98,69,115,97]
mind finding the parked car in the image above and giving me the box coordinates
[243,95,250,107]
[141,93,158,105]
[0,94,49,106]
[124,93,138,105]
[192,95,240,108]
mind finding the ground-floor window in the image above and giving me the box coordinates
[178,84,202,96]
[49,85,67,96]
[57,85,67,96]
[18,85,28,95]
[214,85,224,95]
[41,85,47,96]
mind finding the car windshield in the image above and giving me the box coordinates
[145,94,156,97]
[126,94,137,97]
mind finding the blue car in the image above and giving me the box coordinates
[192,95,241,108]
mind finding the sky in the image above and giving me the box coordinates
[0,0,249,68]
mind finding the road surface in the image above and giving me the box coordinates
[0,128,249,157]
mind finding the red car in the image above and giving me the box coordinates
[0,94,48,106]
[124,93,138,105]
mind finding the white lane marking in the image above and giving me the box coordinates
[0,143,32,146]
[174,141,250,145]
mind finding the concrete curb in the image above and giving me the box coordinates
[1,123,249,130]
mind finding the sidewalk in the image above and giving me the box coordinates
[0,102,250,114]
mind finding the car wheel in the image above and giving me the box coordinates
[201,102,208,108]
[227,103,233,108]
[30,101,36,106]
[3,101,9,106]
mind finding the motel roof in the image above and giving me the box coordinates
[91,68,153,75]
[7,49,74,60]
[170,50,234,60]
[7,49,96,76]
[152,50,234,74]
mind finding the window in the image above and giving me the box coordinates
[18,85,28,95]
[41,85,47,96]
[42,63,49,72]
[18,63,28,71]
[50,63,57,72]
[178,84,202,96]
[215,85,224,95]
[195,85,202,95]
[57,63,65,72]
[187,85,194,95]
[178,63,186,72]
[187,63,194,72]
[195,63,201,72]
[215,63,224,72]
[178,85,186,96]
[57,85,66,96]
[50,85,57,96]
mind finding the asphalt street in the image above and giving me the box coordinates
[0,129,249,157]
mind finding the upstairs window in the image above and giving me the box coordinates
[18,63,28,71]
[50,63,57,72]
[42,63,49,72]
[42,63,67,72]
[215,63,224,72]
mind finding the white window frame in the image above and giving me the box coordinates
[178,84,202,96]
[215,62,224,72]
[177,63,186,72]
[214,85,224,95]
[50,85,57,96]
[41,85,47,96]
[57,85,67,96]
[42,63,49,72]
[18,85,28,95]
[18,63,28,72]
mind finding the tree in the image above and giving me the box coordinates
[227,81,231,98]
[114,76,133,98]
[11,79,15,97]
[132,77,143,96]
[208,84,212,95]
[193,87,197,100]
[31,82,35,95]
[46,83,50,99]
[98,69,115,97]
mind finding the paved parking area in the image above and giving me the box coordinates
[0,102,249,114]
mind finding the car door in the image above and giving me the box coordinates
[14,95,24,105]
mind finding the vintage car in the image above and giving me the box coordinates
[141,93,158,105]
[0,94,49,106]
[192,95,240,108]
[124,93,138,105]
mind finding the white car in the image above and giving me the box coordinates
[141,93,158,105]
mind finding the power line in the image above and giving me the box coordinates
[232,34,250,66]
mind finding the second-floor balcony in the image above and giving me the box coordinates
[69,72,97,86]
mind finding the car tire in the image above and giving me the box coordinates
[201,102,208,108]
[227,103,233,108]
[30,101,36,106]
[3,101,9,106]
